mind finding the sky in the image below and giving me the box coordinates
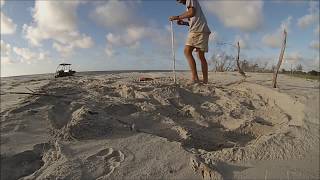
[1,0,319,77]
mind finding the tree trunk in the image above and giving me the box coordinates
[236,42,246,77]
[272,29,287,88]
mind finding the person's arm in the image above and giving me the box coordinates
[177,20,189,26]
[178,7,195,19]
[169,7,195,21]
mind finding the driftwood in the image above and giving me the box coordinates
[236,42,246,77]
[272,29,287,88]
[1,92,65,98]
[25,87,35,93]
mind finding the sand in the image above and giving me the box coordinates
[1,71,319,180]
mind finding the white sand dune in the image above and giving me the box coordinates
[1,72,319,180]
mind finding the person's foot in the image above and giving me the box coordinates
[202,80,208,84]
[186,79,200,85]
[192,79,200,83]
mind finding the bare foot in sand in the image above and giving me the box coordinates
[202,80,208,84]
[187,80,200,85]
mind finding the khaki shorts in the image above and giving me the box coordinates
[186,32,210,52]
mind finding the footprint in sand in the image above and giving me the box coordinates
[86,148,125,179]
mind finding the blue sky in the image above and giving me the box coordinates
[1,0,319,77]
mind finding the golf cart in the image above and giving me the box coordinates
[55,63,76,78]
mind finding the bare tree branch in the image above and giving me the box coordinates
[272,29,287,88]
[236,42,246,77]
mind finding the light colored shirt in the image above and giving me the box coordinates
[186,0,211,33]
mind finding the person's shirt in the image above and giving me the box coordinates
[186,0,211,33]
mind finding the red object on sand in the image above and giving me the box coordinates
[139,77,154,82]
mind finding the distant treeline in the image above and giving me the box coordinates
[281,69,320,76]
[210,56,320,76]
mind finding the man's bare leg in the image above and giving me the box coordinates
[197,50,208,84]
[184,45,199,82]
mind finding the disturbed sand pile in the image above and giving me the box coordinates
[1,72,319,179]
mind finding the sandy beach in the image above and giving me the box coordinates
[1,71,319,180]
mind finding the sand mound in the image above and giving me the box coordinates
[1,73,316,179]
[42,77,305,153]
[65,106,113,140]
[5,77,306,151]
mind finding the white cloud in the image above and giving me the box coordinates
[1,0,17,34]
[202,0,264,32]
[0,40,15,65]
[23,1,93,56]
[262,16,292,48]
[262,34,282,49]
[1,56,15,65]
[1,40,50,64]
[297,1,319,29]
[105,27,146,48]
[273,0,305,4]
[1,0,4,7]
[298,14,316,29]
[105,25,171,57]
[1,13,17,34]
[91,0,140,29]
[73,35,93,48]
[106,33,121,46]
[105,46,115,57]
[89,0,189,64]
[13,47,48,64]
[52,43,73,56]
[284,51,302,64]
[91,1,176,59]
[1,39,11,56]
[34,1,78,32]
[310,41,320,49]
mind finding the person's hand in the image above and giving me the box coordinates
[177,20,184,25]
[169,16,179,21]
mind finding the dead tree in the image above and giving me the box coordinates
[211,53,234,72]
[236,42,246,77]
[272,29,287,88]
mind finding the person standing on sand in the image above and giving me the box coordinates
[169,0,211,84]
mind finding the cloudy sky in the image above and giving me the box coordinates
[1,0,319,77]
